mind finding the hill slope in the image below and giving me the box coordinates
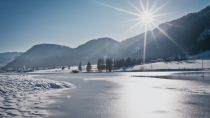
[123,6,210,59]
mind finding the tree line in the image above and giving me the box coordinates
[97,57,142,72]
[97,58,113,72]
[78,55,188,73]
[77,57,141,73]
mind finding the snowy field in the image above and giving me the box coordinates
[0,74,74,117]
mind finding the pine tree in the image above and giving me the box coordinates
[97,58,105,72]
[86,62,92,72]
[113,59,118,69]
[125,57,132,67]
[78,62,82,71]
[106,58,113,72]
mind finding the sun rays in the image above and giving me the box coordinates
[140,11,155,25]
[97,0,183,65]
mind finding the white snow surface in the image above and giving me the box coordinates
[31,65,98,73]
[0,74,74,117]
[128,59,210,71]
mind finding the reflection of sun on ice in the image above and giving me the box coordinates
[119,78,177,118]
[140,11,154,25]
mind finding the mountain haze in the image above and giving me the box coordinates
[0,52,23,68]
[4,38,120,69]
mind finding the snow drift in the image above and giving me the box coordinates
[0,74,74,117]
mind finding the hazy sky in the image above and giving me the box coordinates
[0,0,210,52]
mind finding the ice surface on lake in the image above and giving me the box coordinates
[0,74,74,117]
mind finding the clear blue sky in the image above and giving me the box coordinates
[0,0,210,52]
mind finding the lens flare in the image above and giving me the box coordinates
[98,0,183,67]
[140,11,154,25]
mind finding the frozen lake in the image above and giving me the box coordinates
[28,72,210,118]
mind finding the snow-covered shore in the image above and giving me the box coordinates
[0,74,75,117]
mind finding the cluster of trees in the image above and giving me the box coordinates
[86,62,92,72]
[77,55,189,73]
[113,58,142,69]
[97,57,142,72]
[78,62,92,72]
[161,55,188,62]
[97,58,113,72]
[78,62,82,71]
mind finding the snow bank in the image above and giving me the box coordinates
[31,64,98,74]
[0,74,74,117]
[128,59,210,71]
[30,68,72,73]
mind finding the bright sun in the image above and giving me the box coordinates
[99,0,179,65]
[140,11,154,25]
